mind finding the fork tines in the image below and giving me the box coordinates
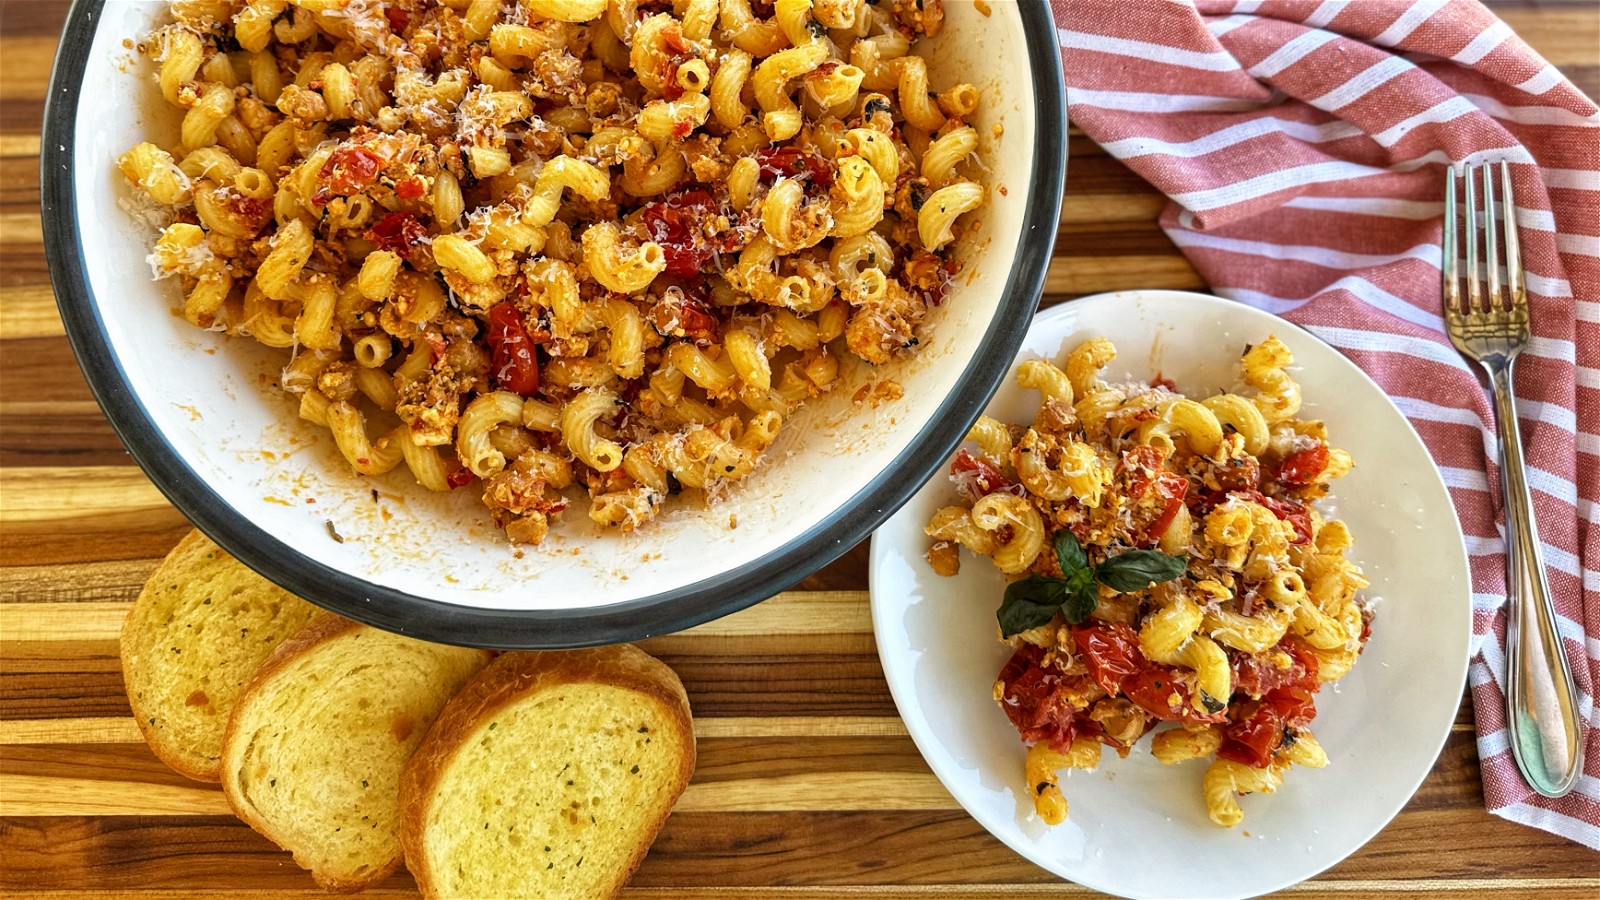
[1444,161,1526,315]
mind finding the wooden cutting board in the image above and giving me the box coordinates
[3,1,1598,896]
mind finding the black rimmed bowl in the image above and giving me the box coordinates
[41,0,1066,648]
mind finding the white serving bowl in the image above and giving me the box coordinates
[42,0,1067,646]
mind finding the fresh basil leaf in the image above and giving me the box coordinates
[1004,574,1070,607]
[1060,583,1099,625]
[1053,529,1088,575]
[1095,549,1189,592]
[1063,563,1096,597]
[997,575,1068,638]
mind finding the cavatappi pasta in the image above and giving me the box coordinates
[927,336,1370,828]
[121,0,989,544]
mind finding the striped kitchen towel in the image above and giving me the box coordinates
[1053,0,1599,847]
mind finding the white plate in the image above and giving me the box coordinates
[869,290,1472,900]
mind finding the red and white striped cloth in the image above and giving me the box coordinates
[1053,0,1599,847]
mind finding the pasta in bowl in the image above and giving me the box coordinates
[43,0,1066,644]
[870,292,1471,900]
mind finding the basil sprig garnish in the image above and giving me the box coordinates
[1095,548,1190,592]
[996,531,1188,638]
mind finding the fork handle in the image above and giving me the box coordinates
[1490,361,1586,798]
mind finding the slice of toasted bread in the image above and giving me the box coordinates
[399,645,695,900]
[222,615,491,893]
[120,529,321,782]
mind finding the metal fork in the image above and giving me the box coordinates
[1444,161,1585,798]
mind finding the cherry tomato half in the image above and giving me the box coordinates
[1072,623,1145,696]
[1278,444,1330,485]
[485,302,540,396]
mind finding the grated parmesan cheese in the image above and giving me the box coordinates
[145,234,216,280]
[119,188,174,233]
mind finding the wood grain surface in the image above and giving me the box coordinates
[3,1,1599,897]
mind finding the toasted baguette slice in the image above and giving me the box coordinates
[400,645,695,900]
[121,529,321,782]
[222,615,491,893]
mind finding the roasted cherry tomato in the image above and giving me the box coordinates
[320,145,383,197]
[1265,683,1318,729]
[485,302,540,395]
[1071,623,1145,696]
[1217,700,1283,768]
[1212,454,1261,492]
[753,146,834,188]
[1258,495,1313,544]
[996,644,1080,750]
[647,281,720,343]
[1146,496,1185,546]
[639,190,718,277]
[1231,637,1320,700]
[950,449,1014,501]
[365,212,428,257]
[394,176,427,200]
[1122,666,1227,725]
[1278,443,1330,485]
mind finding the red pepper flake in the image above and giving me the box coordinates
[446,468,474,489]
[394,176,427,200]
[383,7,410,33]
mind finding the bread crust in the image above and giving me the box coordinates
[122,529,317,782]
[222,614,490,893]
[123,530,214,780]
[399,645,695,900]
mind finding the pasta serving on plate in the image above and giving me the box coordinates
[118,0,989,544]
[925,335,1373,828]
